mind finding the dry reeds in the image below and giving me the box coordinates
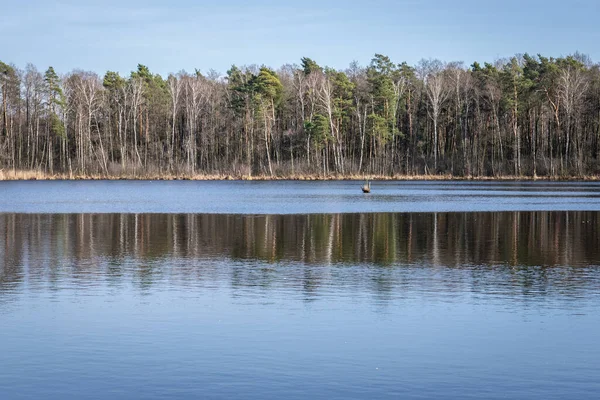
[1,169,599,182]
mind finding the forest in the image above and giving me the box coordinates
[1,53,599,179]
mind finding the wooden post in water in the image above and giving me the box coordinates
[362,179,371,193]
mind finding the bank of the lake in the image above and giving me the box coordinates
[1,169,600,181]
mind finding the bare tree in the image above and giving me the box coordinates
[129,77,144,167]
[421,59,450,171]
[76,72,107,174]
[558,66,589,170]
[317,72,344,174]
[167,74,183,171]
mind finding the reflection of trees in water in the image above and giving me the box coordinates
[1,212,599,299]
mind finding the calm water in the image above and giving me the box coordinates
[1,180,600,213]
[1,182,600,399]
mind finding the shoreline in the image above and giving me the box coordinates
[1,170,600,182]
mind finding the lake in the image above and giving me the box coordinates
[1,181,600,399]
[2,180,600,213]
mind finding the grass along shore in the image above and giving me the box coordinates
[1,169,599,181]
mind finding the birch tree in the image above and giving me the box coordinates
[422,59,450,171]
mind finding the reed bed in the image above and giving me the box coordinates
[1,169,599,182]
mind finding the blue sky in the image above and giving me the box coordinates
[1,0,598,76]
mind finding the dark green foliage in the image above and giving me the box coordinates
[304,114,330,148]
[255,67,283,102]
[301,57,322,76]
[43,67,66,138]
[103,71,126,90]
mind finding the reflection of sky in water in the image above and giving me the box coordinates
[1,219,600,399]
[2,180,600,213]
[1,184,600,399]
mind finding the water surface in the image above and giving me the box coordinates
[2,180,600,213]
[1,211,600,399]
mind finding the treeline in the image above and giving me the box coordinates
[1,53,600,178]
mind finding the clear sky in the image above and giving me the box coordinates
[2,0,598,76]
